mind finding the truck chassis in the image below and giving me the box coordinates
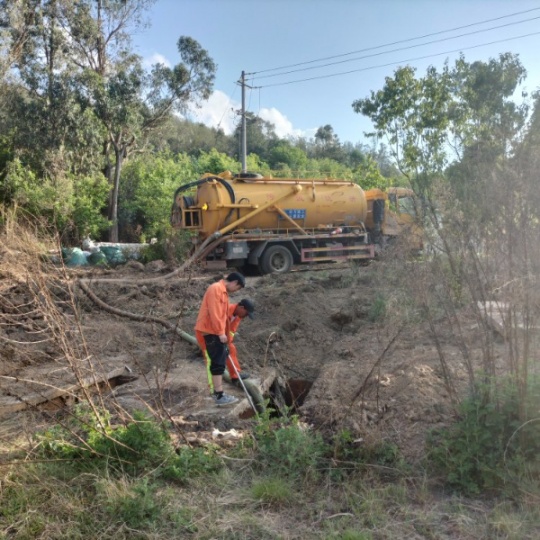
[196,227,375,274]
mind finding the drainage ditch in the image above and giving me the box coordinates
[240,378,314,419]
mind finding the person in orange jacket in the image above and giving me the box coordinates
[195,272,245,406]
[227,298,255,384]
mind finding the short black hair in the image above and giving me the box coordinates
[226,271,245,288]
[238,298,255,318]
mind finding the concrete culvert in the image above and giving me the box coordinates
[267,378,314,416]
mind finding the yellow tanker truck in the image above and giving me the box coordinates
[171,172,421,274]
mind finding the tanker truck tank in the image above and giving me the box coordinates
[171,172,386,274]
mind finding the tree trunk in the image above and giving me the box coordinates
[107,146,123,242]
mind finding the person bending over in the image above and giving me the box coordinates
[227,298,255,384]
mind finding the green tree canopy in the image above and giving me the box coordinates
[353,53,528,198]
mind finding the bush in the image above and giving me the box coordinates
[120,152,195,239]
[427,376,540,495]
[333,429,401,466]
[35,405,222,480]
[162,445,222,482]
[2,159,110,241]
[140,228,193,263]
[252,410,326,480]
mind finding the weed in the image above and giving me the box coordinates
[100,477,162,529]
[367,293,386,322]
[251,476,294,506]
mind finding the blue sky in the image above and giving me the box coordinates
[133,0,540,145]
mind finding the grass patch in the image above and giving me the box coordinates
[251,476,294,506]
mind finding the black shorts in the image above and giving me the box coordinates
[203,335,228,375]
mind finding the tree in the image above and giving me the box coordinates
[0,0,38,77]
[0,0,109,242]
[119,152,195,239]
[314,124,343,161]
[352,54,527,197]
[158,117,231,156]
[1,0,105,177]
[58,0,216,240]
[445,53,527,210]
[353,64,452,192]
[268,142,308,174]
[233,113,278,165]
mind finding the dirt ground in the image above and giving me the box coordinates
[0,257,503,463]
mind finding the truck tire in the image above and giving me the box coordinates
[260,245,293,274]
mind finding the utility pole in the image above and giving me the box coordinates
[240,70,247,174]
[238,71,259,174]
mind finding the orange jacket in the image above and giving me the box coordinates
[228,303,243,337]
[195,280,230,336]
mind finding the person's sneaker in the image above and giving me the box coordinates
[213,393,238,406]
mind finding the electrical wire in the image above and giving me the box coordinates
[253,15,540,81]
[249,6,540,76]
[260,30,540,88]
[216,84,238,132]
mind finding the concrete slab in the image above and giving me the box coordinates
[112,364,277,419]
[0,355,131,416]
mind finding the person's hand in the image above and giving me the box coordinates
[219,334,228,343]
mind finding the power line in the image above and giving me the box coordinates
[253,15,540,81]
[260,31,540,88]
[249,6,540,76]
[216,84,238,132]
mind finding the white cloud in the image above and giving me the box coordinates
[186,91,314,140]
[143,53,171,69]
[186,90,240,135]
[258,107,304,139]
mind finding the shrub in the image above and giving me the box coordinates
[140,227,193,263]
[2,159,110,241]
[35,405,222,480]
[89,410,176,476]
[162,445,222,482]
[252,410,326,480]
[427,376,540,495]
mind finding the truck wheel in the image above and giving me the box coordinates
[260,245,293,274]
